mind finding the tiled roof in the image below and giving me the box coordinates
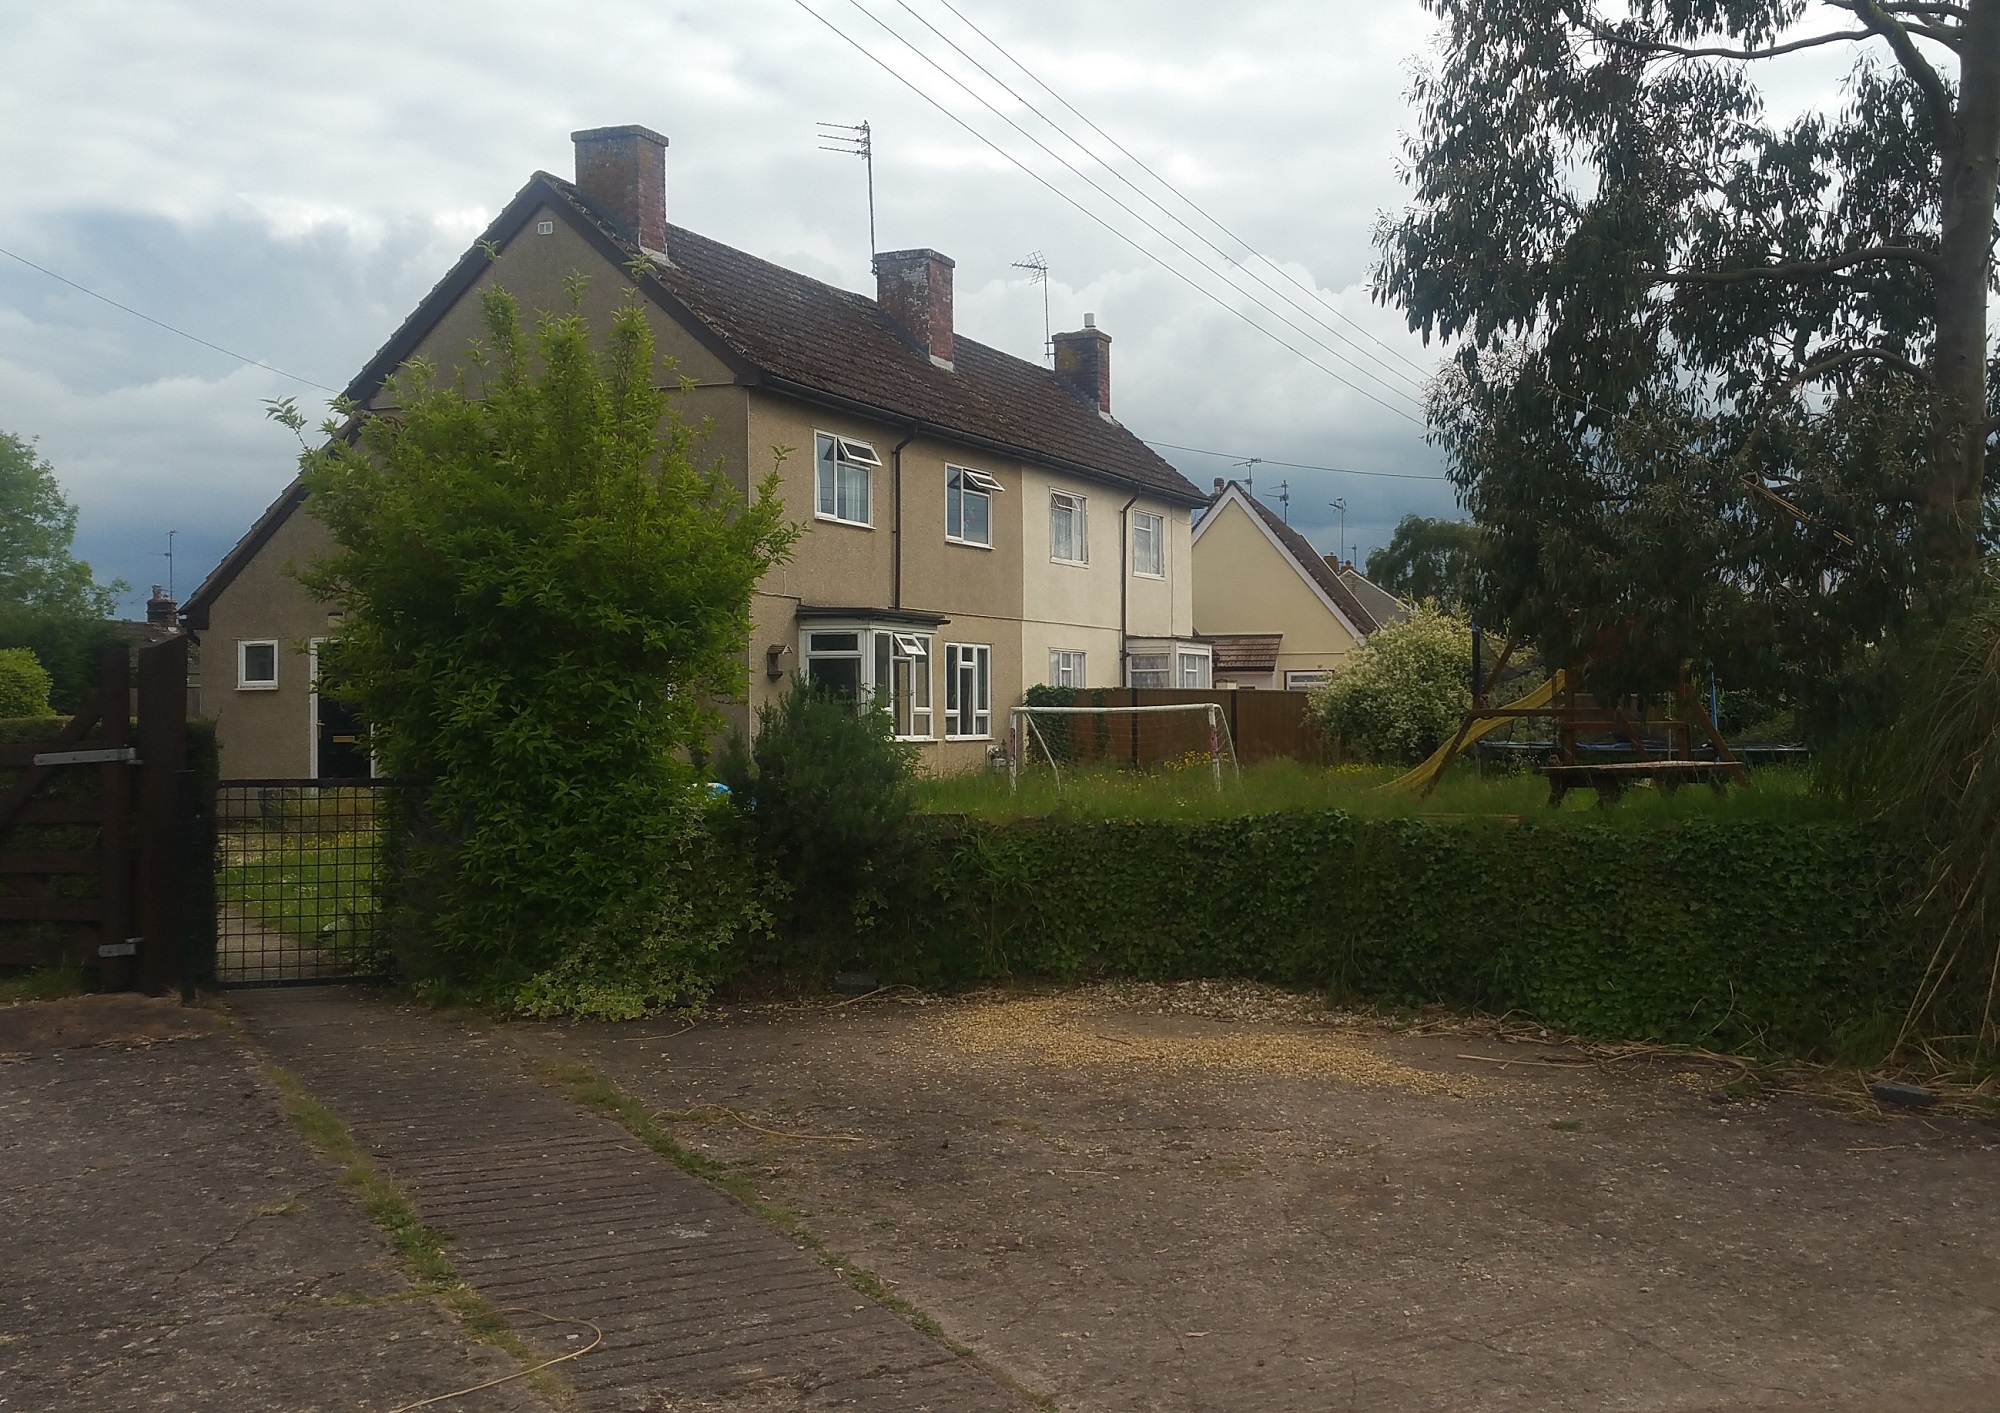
[1209,634,1283,673]
[1229,488,1381,634]
[539,175,1205,505]
[1336,566,1411,626]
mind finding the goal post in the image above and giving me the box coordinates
[1007,702,1239,792]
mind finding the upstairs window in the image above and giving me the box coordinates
[1132,510,1165,577]
[814,433,879,526]
[946,465,1003,547]
[1050,490,1089,565]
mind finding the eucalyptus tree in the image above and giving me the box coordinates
[1377,2,2000,701]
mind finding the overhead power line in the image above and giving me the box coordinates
[1144,438,1453,482]
[840,0,1424,417]
[793,0,1425,425]
[883,0,1431,405]
[0,242,339,393]
[924,0,1441,390]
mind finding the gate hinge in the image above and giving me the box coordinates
[97,940,139,958]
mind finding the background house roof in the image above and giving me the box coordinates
[1209,633,1283,674]
[1210,484,1381,635]
[1334,564,1411,627]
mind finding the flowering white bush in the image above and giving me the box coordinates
[1309,604,1472,764]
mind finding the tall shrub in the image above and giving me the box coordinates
[295,285,796,1014]
[1309,604,1471,764]
[0,647,54,718]
[1849,571,2000,1054]
[716,680,917,972]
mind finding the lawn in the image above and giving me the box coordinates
[914,757,1840,827]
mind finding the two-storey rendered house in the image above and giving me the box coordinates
[182,125,1209,777]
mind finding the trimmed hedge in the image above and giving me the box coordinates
[855,812,1919,1054]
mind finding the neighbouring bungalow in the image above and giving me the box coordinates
[182,124,1210,779]
[1191,480,1405,690]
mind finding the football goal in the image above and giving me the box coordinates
[1007,701,1240,791]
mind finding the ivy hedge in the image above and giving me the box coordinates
[843,812,1919,1055]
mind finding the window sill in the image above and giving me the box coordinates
[815,512,874,529]
[945,536,994,550]
[944,734,993,743]
[236,683,280,692]
[1049,557,1090,568]
[1132,570,1166,580]
[896,735,938,743]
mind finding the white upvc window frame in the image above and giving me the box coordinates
[1285,670,1332,691]
[1127,651,1171,689]
[1049,489,1089,566]
[813,431,880,527]
[800,623,935,741]
[237,639,279,691]
[1178,649,1212,689]
[1049,649,1087,688]
[946,465,1002,548]
[1132,509,1165,578]
[943,642,993,739]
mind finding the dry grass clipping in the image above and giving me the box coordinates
[919,988,1479,1097]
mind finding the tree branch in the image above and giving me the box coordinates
[1660,245,1942,285]
[1835,0,1959,134]
[1784,344,1931,388]
[1599,27,1872,59]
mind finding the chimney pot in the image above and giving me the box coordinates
[571,124,669,255]
[873,248,956,368]
[1213,478,1225,495]
[1052,321,1113,415]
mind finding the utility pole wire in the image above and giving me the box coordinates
[844,0,1427,415]
[1146,439,1451,482]
[924,0,1441,389]
[798,0,1425,423]
[0,243,339,393]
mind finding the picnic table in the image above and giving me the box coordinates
[1541,758,1745,807]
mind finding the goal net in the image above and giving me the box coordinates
[1008,702,1239,791]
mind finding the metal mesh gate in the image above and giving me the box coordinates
[213,779,404,986]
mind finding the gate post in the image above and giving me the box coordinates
[134,636,189,994]
[96,648,134,988]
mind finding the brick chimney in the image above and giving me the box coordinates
[146,585,177,628]
[1053,313,1111,415]
[873,248,955,369]
[571,125,669,255]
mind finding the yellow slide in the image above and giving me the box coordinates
[1379,670,1566,794]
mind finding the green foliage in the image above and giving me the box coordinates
[0,429,121,620]
[0,430,130,713]
[295,285,796,1014]
[1308,605,1471,764]
[1841,570,2000,1051]
[1365,515,1483,615]
[1376,3,1999,706]
[855,812,1917,1056]
[0,647,53,717]
[717,679,918,971]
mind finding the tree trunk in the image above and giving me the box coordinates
[1930,0,2000,582]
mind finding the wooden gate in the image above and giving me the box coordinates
[0,639,190,992]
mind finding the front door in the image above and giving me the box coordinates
[316,696,369,780]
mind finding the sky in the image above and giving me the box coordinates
[0,1,1861,616]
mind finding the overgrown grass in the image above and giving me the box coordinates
[915,757,1839,828]
[262,1061,561,1404]
[0,964,93,1005]
[218,842,379,950]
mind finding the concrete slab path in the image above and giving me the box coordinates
[233,987,1028,1412]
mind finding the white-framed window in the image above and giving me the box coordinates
[238,640,279,690]
[876,630,933,739]
[802,626,933,739]
[944,643,992,738]
[947,465,1002,547]
[1050,490,1088,565]
[1132,510,1165,578]
[1285,670,1332,691]
[1178,651,1212,689]
[814,431,880,526]
[1128,652,1170,689]
[1049,649,1087,688]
